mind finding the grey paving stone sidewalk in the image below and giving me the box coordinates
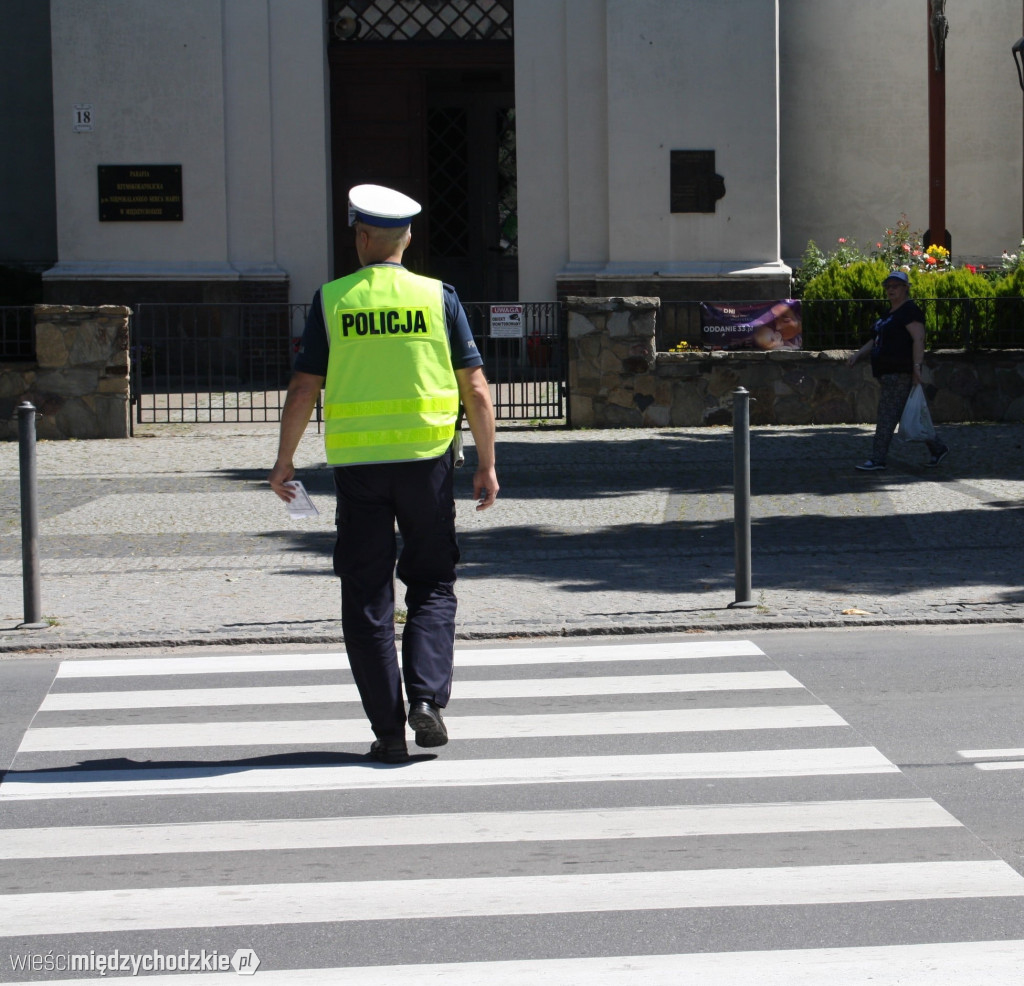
[2,421,1023,653]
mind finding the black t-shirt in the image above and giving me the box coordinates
[871,300,923,377]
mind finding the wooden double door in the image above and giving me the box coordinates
[329,43,517,302]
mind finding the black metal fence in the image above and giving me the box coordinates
[461,301,567,423]
[0,306,35,361]
[658,297,1024,352]
[129,300,568,426]
[131,303,308,423]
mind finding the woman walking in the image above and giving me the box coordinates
[847,270,948,471]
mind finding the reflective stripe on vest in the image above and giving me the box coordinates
[320,266,459,465]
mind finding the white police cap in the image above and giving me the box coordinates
[347,184,421,228]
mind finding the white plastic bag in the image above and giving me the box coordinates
[898,384,936,442]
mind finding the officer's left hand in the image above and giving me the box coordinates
[473,467,499,511]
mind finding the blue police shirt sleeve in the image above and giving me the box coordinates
[293,290,329,377]
[444,284,483,371]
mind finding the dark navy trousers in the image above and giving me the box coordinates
[333,452,459,742]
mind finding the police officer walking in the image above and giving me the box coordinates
[268,184,498,764]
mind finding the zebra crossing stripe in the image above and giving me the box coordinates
[0,746,898,801]
[330,941,1024,986]
[273,941,1024,986]
[1,861,1021,937]
[51,640,765,679]
[19,705,846,752]
[0,799,960,860]
[53,653,344,678]
[39,670,801,712]
[9,940,1010,986]
[445,640,767,664]
[958,748,1024,758]
[958,747,1024,770]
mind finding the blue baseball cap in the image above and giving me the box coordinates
[348,184,421,228]
[883,270,910,286]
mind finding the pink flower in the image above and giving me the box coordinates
[966,264,977,274]
[838,237,847,244]
[876,242,882,249]
[902,243,911,252]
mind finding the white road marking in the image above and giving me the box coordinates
[957,747,1024,770]
[0,799,960,860]
[19,705,845,751]
[39,670,801,711]
[1,862,1020,937]
[0,746,898,801]
[11,940,1017,986]
[958,747,1024,758]
[52,640,765,679]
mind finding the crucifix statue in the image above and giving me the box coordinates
[930,0,949,72]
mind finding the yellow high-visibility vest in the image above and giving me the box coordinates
[320,265,459,465]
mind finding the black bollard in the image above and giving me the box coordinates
[18,402,46,629]
[728,387,756,609]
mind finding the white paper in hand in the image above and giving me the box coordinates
[284,481,319,519]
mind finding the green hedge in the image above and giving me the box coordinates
[799,260,1024,350]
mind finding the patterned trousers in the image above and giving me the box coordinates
[872,373,944,464]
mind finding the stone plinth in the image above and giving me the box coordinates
[1,305,131,440]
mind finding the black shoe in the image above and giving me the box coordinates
[369,739,409,764]
[927,445,949,467]
[408,700,448,748]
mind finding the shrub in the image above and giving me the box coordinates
[793,223,1024,349]
[802,258,888,302]
[800,259,887,349]
[929,267,996,347]
[990,268,1024,347]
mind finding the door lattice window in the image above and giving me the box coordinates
[496,106,517,255]
[428,107,470,258]
[330,0,512,42]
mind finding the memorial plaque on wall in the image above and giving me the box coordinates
[98,165,183,221]
[670,150,725,213]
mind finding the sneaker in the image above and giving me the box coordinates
[855,460,886,471]
[927,446,949,467]
[408,700,448,748]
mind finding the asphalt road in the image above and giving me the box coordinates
[0,625,1022,982]
[762,624,1024,882]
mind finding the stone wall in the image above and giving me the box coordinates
[567,296,1024,428]
[0,305,131,440]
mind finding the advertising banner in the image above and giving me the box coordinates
[699,300,802,351]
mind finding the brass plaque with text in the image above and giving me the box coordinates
[98,165,183,221]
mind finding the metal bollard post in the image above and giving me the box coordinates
[728,387,756,609]
[18,402,47,629]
